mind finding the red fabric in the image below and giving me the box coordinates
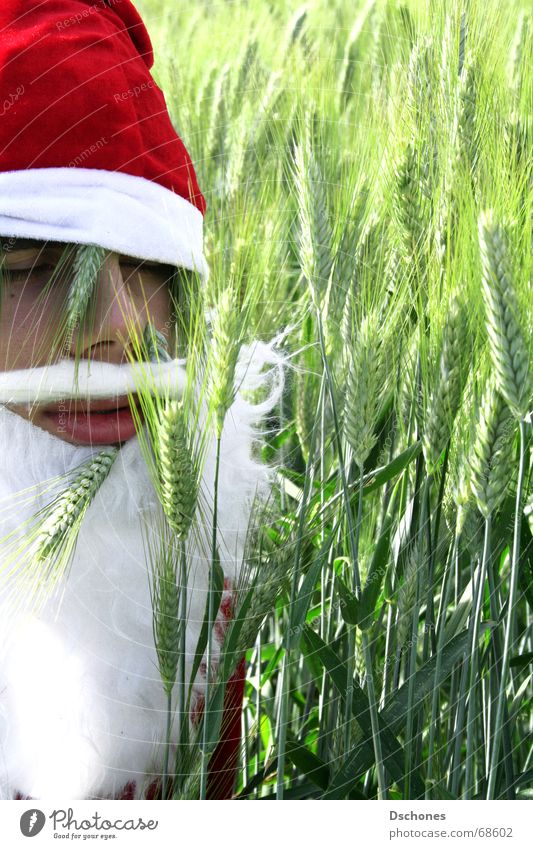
[206,654,245,799]
[0,0,206,213]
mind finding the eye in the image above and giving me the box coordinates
[121,260,167,271]
[7,263,57,281]
[120,260,175,284]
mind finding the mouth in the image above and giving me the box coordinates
[41,394,144,445]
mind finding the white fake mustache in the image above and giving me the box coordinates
[0,357,187,405]
[0,336,288,412]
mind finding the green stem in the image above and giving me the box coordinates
[176,541,188,795]
[426,532,459,797]
[487,418,528,799]
[314,307,387,797]
[404,473,430,798]
[200,433,222,800]
[343,465,364,754]
[162,688,172,800]
[464,515,491,798]
[276,375,323,799]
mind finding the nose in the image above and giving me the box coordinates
[70,252,141,365]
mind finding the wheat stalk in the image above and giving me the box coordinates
[504,111,530,171]
[343,309,386,468]
[206,63,231,165]
[65,244,107,332]
[152,542,181,695]
[208,287,243,436]
[283,5,308,50]
[423,295,468,472]
[397,542,422,650]
[337,0,375,108]
[469,379,516,518]
[32,448,117,563]
[478,210,531,420]
[323,182,369,357]
[407,36,439,193]
[294,358,319,465]
[508,10,529,94]
[525,489,533,536]
[143,321,173,363]
[157,400,198,539]
[407,36,434,127]
[456,52,479,176]
[231,37,259,113]
[291,116,333,308]
[225,112,250,200]
[394,140,431,273]
[152,399,198,797]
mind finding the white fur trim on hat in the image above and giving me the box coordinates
[0,167,209,280]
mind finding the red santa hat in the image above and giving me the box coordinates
[0,0,208,279]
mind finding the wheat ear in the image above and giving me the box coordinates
[478,210,531,420]
[343,309,385,468]
[157,400,198,540]
[209,287,243,436]
[32,448,118,562]
[423,295,468,472]
[65,244,107,331]
[469,379,516,518]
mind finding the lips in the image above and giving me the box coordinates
[41,394,139,414]
[41,395,143,445]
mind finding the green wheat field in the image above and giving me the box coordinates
[136,0,532,801]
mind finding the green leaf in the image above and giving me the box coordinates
[260,645,285,687]
[358,484,399,629]
[510,652,533,669]
[256,781,324,800]
[221,583,256,679]
[199,679,226,755]
[319,441,421,518]
[335,573,360,625]
[425,780,458,800]
[286,521,338,649]
[285,738,330,790]
[262,422,296,463]
[301,625,425,799]
[235,757,278,799]
[518,514,533,612]
[361,441,422,495]
[514,769,533,789]
[188,553,225,708]
[381,623,495,730]
[300,628,324,680]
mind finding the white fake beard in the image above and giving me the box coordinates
[0,342,284,800]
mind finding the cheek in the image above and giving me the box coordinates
[144,281,172,331]
[0,286,66,370]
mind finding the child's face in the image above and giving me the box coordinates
[0,239,174,445]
